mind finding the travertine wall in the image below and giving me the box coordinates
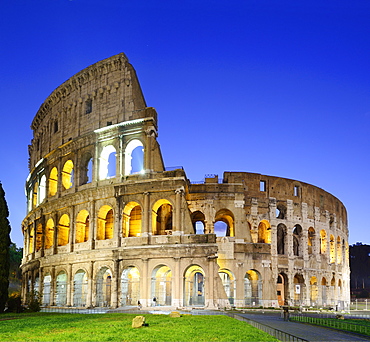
[21,53,350,310]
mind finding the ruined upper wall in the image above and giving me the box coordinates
[29,53,150,169]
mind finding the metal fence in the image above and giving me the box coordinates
[290,314,370,336]
[228,313,308,342]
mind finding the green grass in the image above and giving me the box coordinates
[0,313,278,342]
[290,315,370,336]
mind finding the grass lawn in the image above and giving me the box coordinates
[0,313,278,342]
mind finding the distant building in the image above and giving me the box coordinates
[350,243,370,297]
[21,53,350,309]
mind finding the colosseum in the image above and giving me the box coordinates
[21,53,350,310]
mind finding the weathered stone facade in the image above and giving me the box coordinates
[21,53,350,310]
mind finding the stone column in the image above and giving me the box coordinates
[53,212,58,255]
[114,196,121,247]
[112,259,120,308]
[174,188,183,234]
[87,261,94,308]
[141,258,149,307]
[67,264,73,306]
[142,192,150,236]
[173,257,181,307]
[89,200,96,250]
[68,206,75,253]
[51,266,56,306]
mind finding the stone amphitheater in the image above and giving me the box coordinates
[21,53,350,310]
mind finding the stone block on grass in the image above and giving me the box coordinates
[132,315,146,328]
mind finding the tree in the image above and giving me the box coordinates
[0,182,11,312]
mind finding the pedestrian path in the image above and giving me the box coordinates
[238,312,370,342]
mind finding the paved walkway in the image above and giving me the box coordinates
[238,312,370,342]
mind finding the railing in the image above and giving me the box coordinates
[41,307,110,314]
[228,313,308,342]
[291,314,370,336]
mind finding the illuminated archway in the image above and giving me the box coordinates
[36,223,42,251]
[96,267,112,307]
[219,269,236,305]
[48,167,58,196]
[245,270,262,306]
[120,266,140,306]
[62,160,74,190]
[320,230,327,254]
[214,209,234,237]
[57,214,70,246]
[75,210,89,243]
[56,271,67,306]
[184,265,205,306]
[99,145,116,180]
[122,202,142,237]
[97,205,114,240]
[191,211,205,234]
[32,182,38,208]
[152,199,173,235]
[308,227,315,254]
[124,139,144,175]
[39,175,46,203]
[329,235,335,263]
[151,265,172,306]
[321,277,327,305]
[258,220,271,243]
[336,236,342,264]
[293,274,305,305]
[29,226,34,254]
[42,273,52,306]
[73,270,88,307]
[45,219,54,249]
[310,276,318,305]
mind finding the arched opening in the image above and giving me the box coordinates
[293,225,303,256]
[124,139,144,176]
[99,145,116,180]
[277,273,287,306]
[120,266,140,306]
[258,220,271,243]
[123,202,142,237]
[43,273,52,306]
[184,265,205,306]
[310,276,318,305]
[322,277,327,305]
[293,274,305,306]
[45,219,54,249]
[151,265,172,306]
[214,209,234,237]
[56,271,67,306]
[152,199,173,235]
[308,227,315,254]
[219,270,236,305]
[39,175,46,203]
[75,210,89,243]
[62,160,74,190]
[191,211,205,234]
[32,182,38,208]
[97,205,114,240]
[36,223,42,252]
[29,226,34,254]
[336,236,342,264]
[73,270,88,307]
[330,276,336,305]
[329,235,335,263]
[276,204,286,219]
[320,230,327,254]
[277,224,287,255]
[79,154,93,185]
[57,214,70,246]
[245,270,262,306]
[96,267,112,307]
[48,167,58,196]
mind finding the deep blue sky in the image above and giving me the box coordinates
[1,0,369,247]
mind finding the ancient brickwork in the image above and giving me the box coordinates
[21,54,350,310]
